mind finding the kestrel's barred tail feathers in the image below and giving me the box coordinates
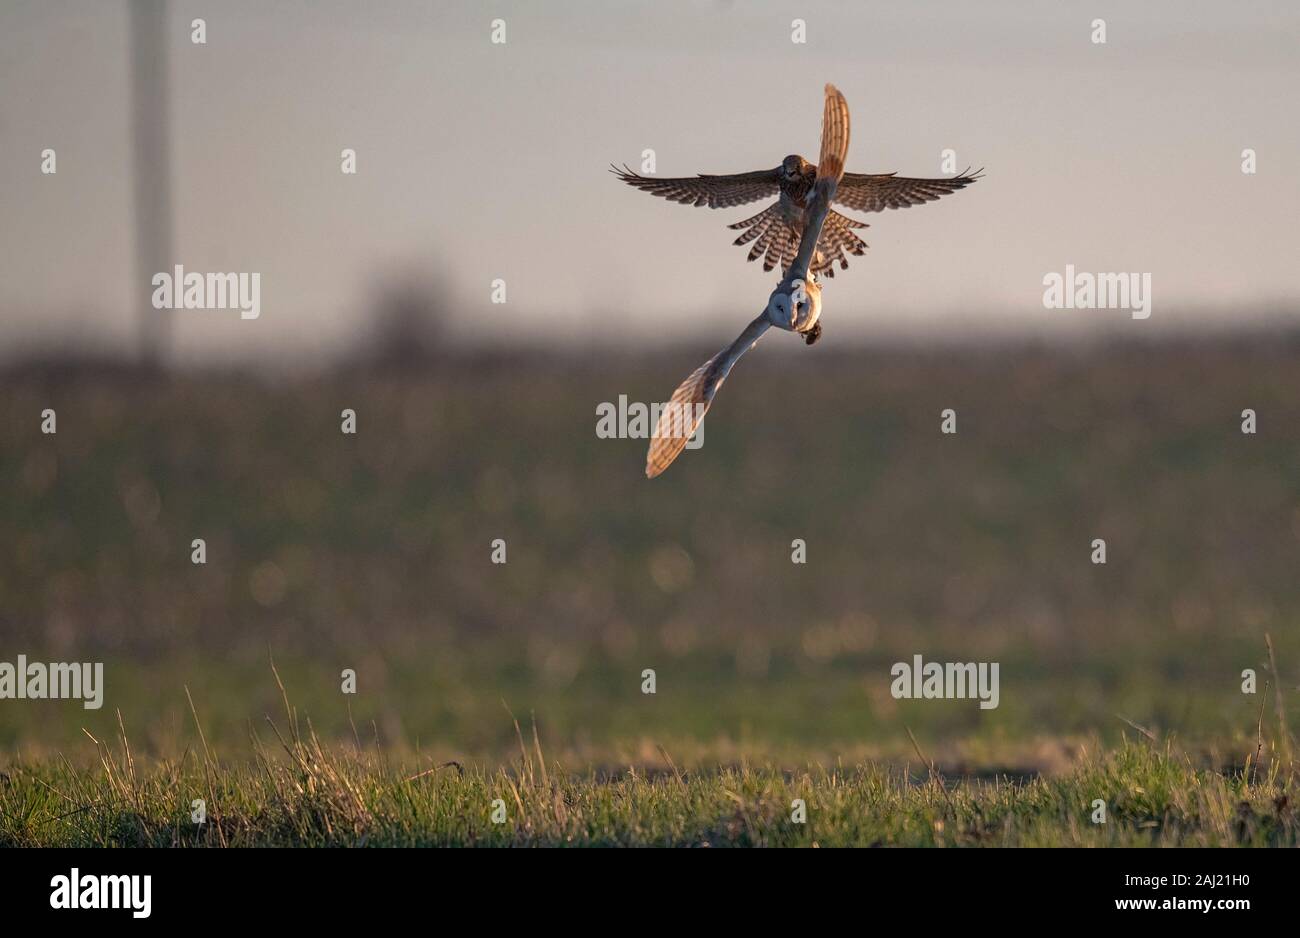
[609,164,780,209]
[728,205,777,246]
[821,213,873,266]
[764,227,787,272]
[728,204,790,270]
[646,314,771,479]
[733,221,770,247]
[834,167,983,214]
[748,210,792,272]
[726,204,868,275]
[817,84,850,186]
[778,226,799,275]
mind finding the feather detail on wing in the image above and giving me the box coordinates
[610,164,780,209]
[834,168,983,213]
[817,84,850,186]
[784,83,851,283]
[646,315,771,479]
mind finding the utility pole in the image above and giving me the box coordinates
[129,0,173,367]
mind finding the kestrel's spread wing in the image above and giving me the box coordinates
[613,83,978,280]
[834,168,983,213]
[609,165,780,209]
[631,83,986,478]
[645,314,771,479]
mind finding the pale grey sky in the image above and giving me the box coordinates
[2,0,1298,363]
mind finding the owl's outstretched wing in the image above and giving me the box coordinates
[610,165,781,209]
[787,84,851,283]
[646,314,771,479]
[720,84,859,280]
[817,83,850,187]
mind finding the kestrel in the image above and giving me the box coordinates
[613,124,979,281]
[645,85,854,479]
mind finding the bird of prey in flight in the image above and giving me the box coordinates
[613,123,979,282]
[645,84,857,478]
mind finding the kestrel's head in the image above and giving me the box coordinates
[780,155,810,180]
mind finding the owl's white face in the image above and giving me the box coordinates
[792,277,822,334]
[765,275,821,333]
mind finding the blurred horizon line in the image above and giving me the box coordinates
[6,299,1300,378]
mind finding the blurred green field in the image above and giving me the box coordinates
[2,337,1299,769]
[4,734,1295,847]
